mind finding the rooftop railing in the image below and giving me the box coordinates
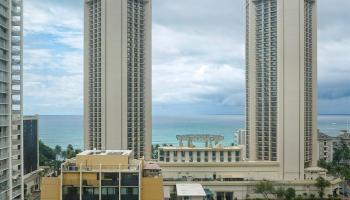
[62,163,140,172]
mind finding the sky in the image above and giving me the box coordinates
[23,0,350,116]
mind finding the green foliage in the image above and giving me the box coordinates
[295,194,303,200]
[333,142,350,164]
[255,180,275,200]
[275,187,286,199]
[318,141,350,180]
[39,140,82,170]
[315,176,331,199]
[39,140,56,166]
[285,188,296,200]
[152,144,160,159]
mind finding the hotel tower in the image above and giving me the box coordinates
[0,0,24,199]
[245,0,318,179]
[84,0,152,159]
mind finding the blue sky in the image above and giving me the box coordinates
[23,0,350,115]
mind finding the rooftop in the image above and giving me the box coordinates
[159,145,244,150]
[78,150,133,156]
[176,183,206,197]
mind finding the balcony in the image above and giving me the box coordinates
[11,149,20,156]
[11,21,20,27]
[12,110,21,115]
[12,169,20,177]
[0,181,8,192]
[0,173,8,183]
[0,152,9,160]
[11,8,20,16]
[11,129,20,135]
[12,0,21,7]
[11,68,20,75]
[11,80,20,85]
[12,187,21,198]
[11,139,20,146]
[12,159,21,167]
[11,40,20,46]
[11,49,20,55]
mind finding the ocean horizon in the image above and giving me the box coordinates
[38,114,350,149]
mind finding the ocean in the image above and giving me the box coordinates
[39,115,350,149]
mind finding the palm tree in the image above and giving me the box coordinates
[54,145,62,160]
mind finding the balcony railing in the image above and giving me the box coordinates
[62,163,140,172]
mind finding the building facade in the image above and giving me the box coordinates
[158,146,246,163]
[40,150,163,200]
[235,129,246,146]
[245,0,318,180]
[83,0,152,159]
[23,116,39,175]
[0,0,24,199]
[23,115,41,200]
[318,130,350,163]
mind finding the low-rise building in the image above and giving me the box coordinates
[157,135,341,199]
[41,150,163,200]
[158,146,246,163]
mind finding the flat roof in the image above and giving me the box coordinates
[79,150,132,156]
[159,145,244,151]
[176,183,206,197]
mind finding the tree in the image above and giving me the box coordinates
[255,180,275,200]
[39,140,56,166]
[54,145,62,160]
[275,187,285,199]
[62,144,79,159]
[152,144,160,159]
[315,176,331,199]
[285,188,296,200]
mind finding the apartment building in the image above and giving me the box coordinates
[41,150,163,200]
[0,0,24,199]
[245,0,318,180]
[318,130,350,163]
[83,0,152,159]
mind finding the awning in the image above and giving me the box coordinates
[176,183,206,197]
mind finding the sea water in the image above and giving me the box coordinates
[39,115,350,149]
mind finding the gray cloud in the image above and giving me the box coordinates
[23,0,350,115]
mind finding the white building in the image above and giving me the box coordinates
[83,0,152,159]
[0,0,24,199]
[318,130,350,163]
[245,0,318,180]
[235,129,246,146]
[158,146,246,164]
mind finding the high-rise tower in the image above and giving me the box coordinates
[84,0,152,159]
[246,0,318,180]
[0,0,24,199]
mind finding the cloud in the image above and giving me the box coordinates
[22,0,350,115]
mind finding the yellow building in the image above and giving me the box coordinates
[41,150,163,200]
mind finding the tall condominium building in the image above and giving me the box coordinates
[0,0,24,199]
[245,0,318,179]
[84,0,152,159]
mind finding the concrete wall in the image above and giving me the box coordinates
[76,154,130,167]
[41,177,61,200]
[141,177,164,200]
